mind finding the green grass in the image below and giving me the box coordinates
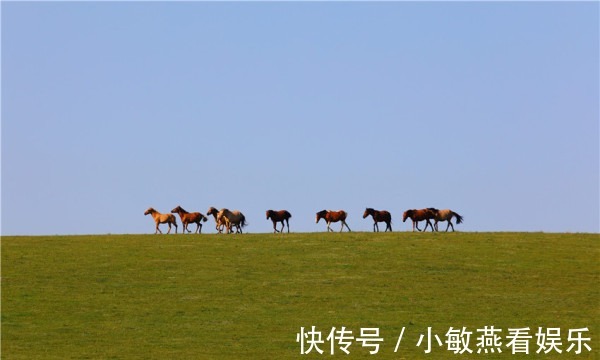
[2,232,599,359]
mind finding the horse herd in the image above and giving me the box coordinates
[144,206,463,234]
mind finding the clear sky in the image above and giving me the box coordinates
[2,2,598,235]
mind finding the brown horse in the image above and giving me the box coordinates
[432,209,464,232]
[207,207,227,233]
[171,206,208,234]
[402,208,437,232]
[144,207,178,234]
[316,210,351,232]
[217,208,247,234]
[363,208,392,232]
[266,210,292,233]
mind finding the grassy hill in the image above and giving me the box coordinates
[2,232,598,359]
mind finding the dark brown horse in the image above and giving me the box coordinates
[316,210,351,232]
[171,206,208,234]
[266,210,292,233]
[402,208,437,232]
[363,208,392,232]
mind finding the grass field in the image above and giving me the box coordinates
[2,232,598,359]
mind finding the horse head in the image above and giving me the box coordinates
[171,206,184,214]
[316,210,328,223]
[266,210,273,220]
[144,208,155,216]
[363,208,374,218]
[402,210,413,222]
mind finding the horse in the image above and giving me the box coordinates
[171,206,208,234]
[432,209,464,232]
[266,210,292,233]
[316,210,351,232]
[144,207,178,234]
[207,207,227,233]
[217,208,247,234]
[363,208,392,232]
[402,208,437,232]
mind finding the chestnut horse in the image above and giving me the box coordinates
[316,210,351,232]
[363,208,392,232]
[432,209,464,232]
[144,207,178,234]
[402,208,437,232]
[171,206,208,234]
[217,208,247,234]
[266,210,292,233]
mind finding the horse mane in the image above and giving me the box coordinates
[178,206,189,214]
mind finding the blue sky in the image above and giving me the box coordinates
[2,2,598,235]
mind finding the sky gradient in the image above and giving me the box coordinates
[2,2,598,235]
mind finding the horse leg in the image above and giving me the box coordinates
[286,219,290,233]
[327,221,333,232]
[343,221,351,232]
[373,222,378,232]
[448,221,454,232]
[155,222,162,234]
[386,221,392,232]
[272,220,279,233]
[423,220,432,232]
[279,221,285,233]
[415,221,422,232]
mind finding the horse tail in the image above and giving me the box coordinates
[240,214,247,228]
[453,212,464,224]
